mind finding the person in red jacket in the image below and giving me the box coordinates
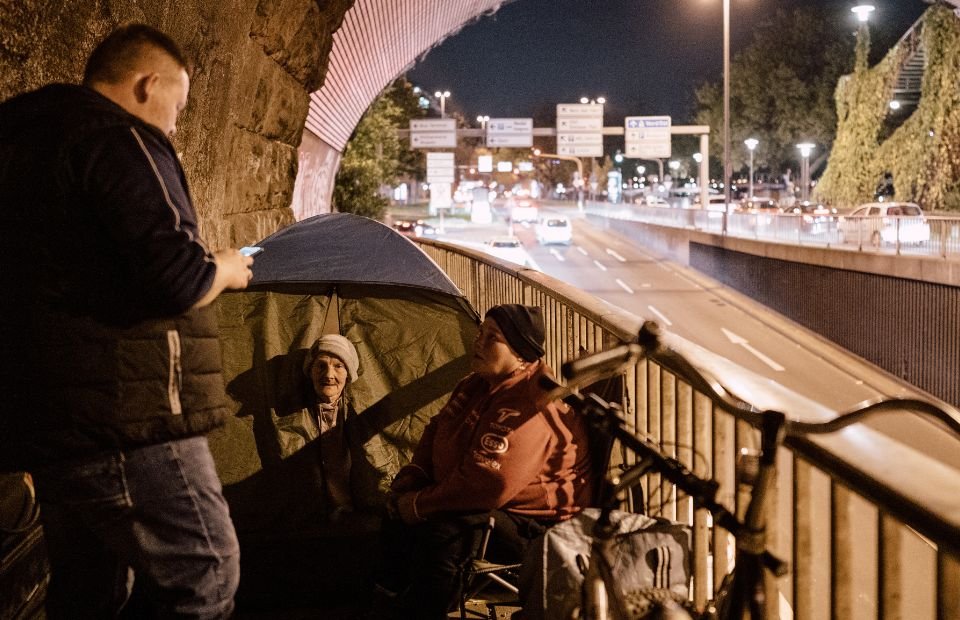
[373,304,594,619]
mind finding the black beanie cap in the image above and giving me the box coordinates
[485,304,546,362]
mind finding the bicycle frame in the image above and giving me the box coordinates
[556,321,788,620]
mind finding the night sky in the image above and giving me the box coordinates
[407,0,931,124]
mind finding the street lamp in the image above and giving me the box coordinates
[477,115,490,130]
[723,0,731,229]
[434,90,451,118]
[851,4,875,23]
[744,138,759,200]
[579,96,606,105]
[797,142,815,202]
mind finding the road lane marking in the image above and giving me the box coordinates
[593,260,607,271]
[576,246,588,256]
[721,328,785,372]
[549,248,566,262]
[616,279,634,294]
[606,248,627,262]
[647,305,672,326]
[641,283,652,288]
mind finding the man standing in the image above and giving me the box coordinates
[0,24,252,618]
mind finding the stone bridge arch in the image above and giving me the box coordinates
[0,0,510,248]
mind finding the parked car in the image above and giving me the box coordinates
[836,202,930,246]
[633,194,669,207]
[783,202,838,235]
[535,216,573,245]
[693,194,736,213]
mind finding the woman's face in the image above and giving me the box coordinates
[470,317,522,379]
[309,354,349,404]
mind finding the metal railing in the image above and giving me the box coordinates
[416,237,960,619]
[592,203,960,259]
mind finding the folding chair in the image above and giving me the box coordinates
[457,515,522,619]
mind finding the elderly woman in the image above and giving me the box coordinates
[373,304,594,619]
[276,334,360,515]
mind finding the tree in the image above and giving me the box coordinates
[694,7,855,182]
[334,79,424,219]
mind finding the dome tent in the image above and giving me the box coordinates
[210,213,479,537]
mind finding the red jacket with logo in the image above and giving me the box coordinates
[396,361,595,521]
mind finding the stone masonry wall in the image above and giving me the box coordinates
[0,0,352,248]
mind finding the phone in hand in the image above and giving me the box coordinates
[240,246,264,257]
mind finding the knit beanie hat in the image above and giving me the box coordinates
[303,334,359,382]
[485,304,545,362]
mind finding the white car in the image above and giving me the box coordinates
[837,202,930,246]
[535,216,572,245]
[510,199,539,223]
[485,236,540,270]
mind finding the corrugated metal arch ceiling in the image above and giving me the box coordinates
[307,0,512,151]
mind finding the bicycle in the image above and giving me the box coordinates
[546,320,960,620]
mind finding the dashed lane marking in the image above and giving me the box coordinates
[647,305,672,326]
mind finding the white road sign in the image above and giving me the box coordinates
[411,118,457,149]
[426,152,455,183]
[558,144,605,156]
[556,102,603,157]
[411,119,456,132]
[557,133,603,145]
[412,133,457,148]
[486,117,533,147]
[556,103,604,117]
[557,117,603,131]
[624,116,672,159]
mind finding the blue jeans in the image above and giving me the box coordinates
[32,436,240,619]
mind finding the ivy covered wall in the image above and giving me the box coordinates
[816,5,960,211]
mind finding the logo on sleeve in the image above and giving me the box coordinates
[480,433,509,454]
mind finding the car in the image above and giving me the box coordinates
[535,216,573,245]
[783,202,838,235]
[484,236,540,269]
[836,202,930,246]
[393,219,435,238]
[735,198,780,225]
[633,194,669,207]
[510,199,539,223]
[693,194,736,213]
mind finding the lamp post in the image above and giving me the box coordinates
[476,115,489,130]
[744,138,758,200]
[434,90,450,118]
[722,0,731,231]
[579,96,606,105]
[797,142,815,202]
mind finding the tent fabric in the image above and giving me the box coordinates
[248,212,463,297]
[209,214,479,536]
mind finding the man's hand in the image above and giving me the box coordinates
[191,248,254,309]
[215,249,255,290]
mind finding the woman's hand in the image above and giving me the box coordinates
[390,467,429,493]
[395,491,425,525]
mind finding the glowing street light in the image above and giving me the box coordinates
[579,96,606,105]
[797,142,815,202]
[851,4,875,23]
[476,115,490,130]
[434,90,451,118]
[744,138,759,199]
